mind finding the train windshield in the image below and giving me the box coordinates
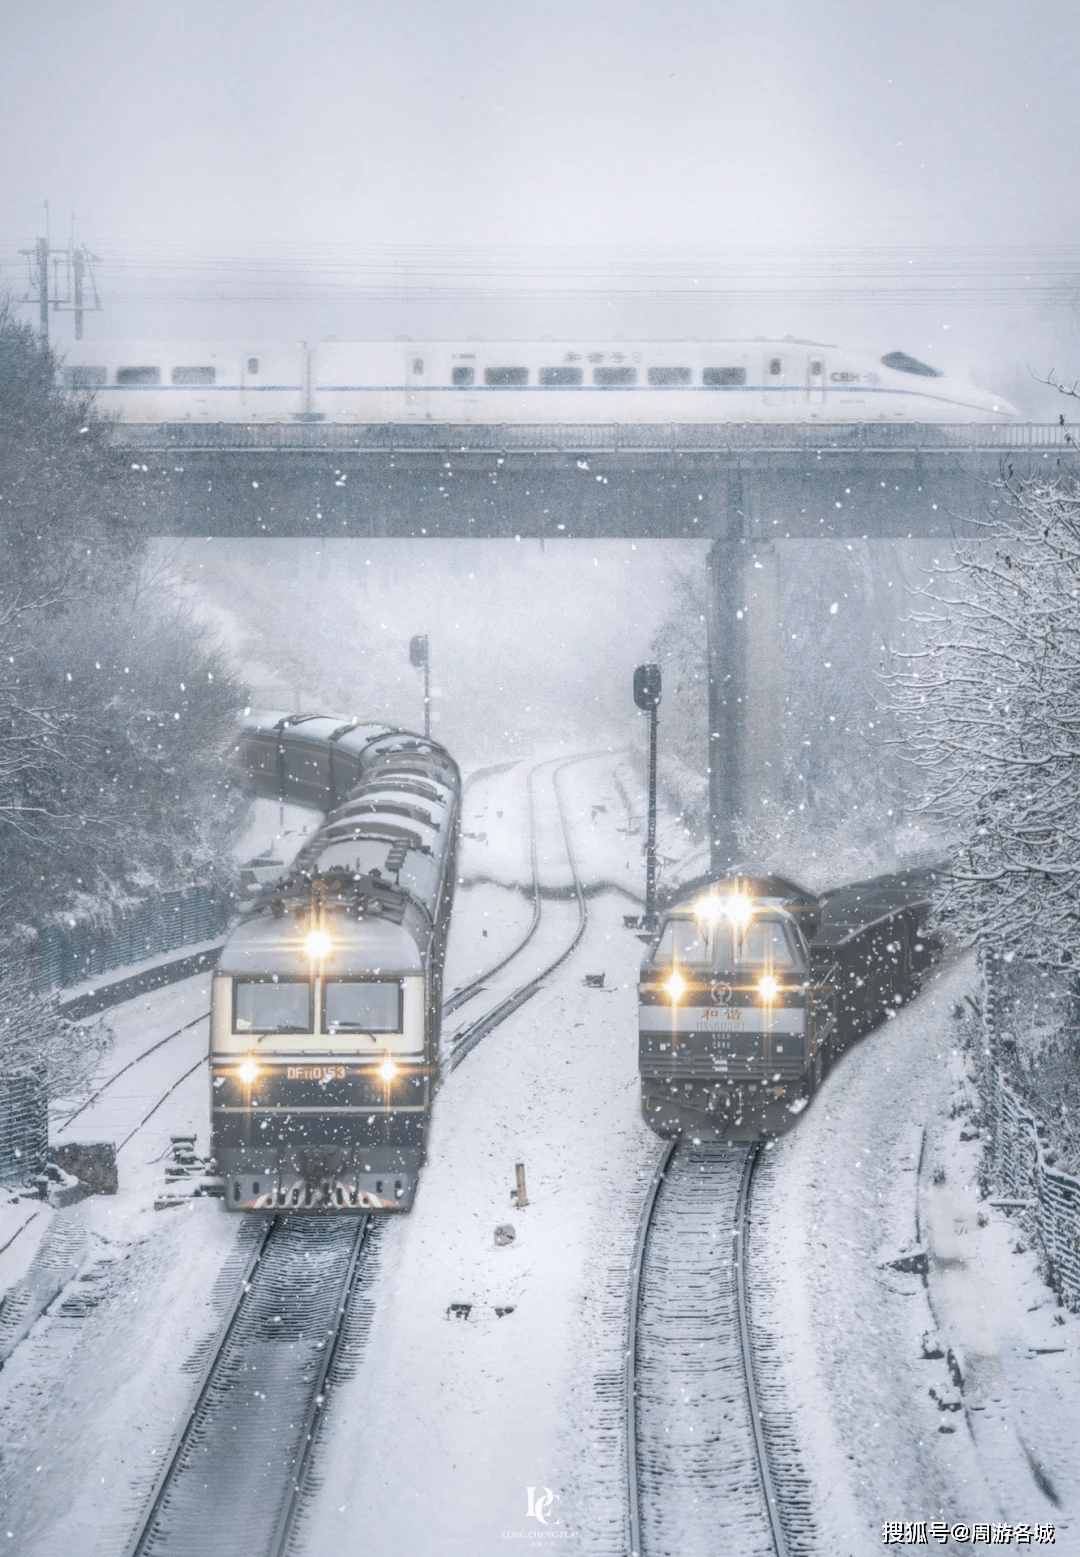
[324,979,403,1033]
[234,979,312,1033]
[655,914,804,974]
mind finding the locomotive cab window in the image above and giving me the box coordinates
[324,978,403,1034]
[738,919,801,970]
[234,978,312,1033]
[655,917,708,966]
[655,913,804,974]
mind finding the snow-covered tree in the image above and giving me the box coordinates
[0,301,246,941]
[890,460,1080,960]
[648,561,711,839]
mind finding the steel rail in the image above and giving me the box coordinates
[121,1219,276,1557]
[625,1138,676,1557]
[445,752,593,1074]
[59,1011,210,1128]
[735,1143,790,1557]
[626,1142,789,1557]
[266,1217,371,1557]
[444,758,544,1016]
[116,1054,208,1151]
[122,1215,368,1557]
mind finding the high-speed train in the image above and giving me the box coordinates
[211,711,460,1212]
[59,339,1017,423]
[638,870,938,1142]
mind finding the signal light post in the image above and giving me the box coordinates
[409,634,430,738]
[633,663,662,930]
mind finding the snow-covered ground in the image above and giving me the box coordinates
[0,764,1076,1555]
[752,952,1075,1553]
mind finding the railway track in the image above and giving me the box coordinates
[627,1141,804,1557]
[123,1215,369,1557]
[119,749,601,1557]
[443,752,592,1073]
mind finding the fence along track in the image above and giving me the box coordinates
[124,1216,368,1557]
[627,1142,791,1557]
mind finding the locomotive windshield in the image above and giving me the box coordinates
[324,978,403,1033]
[655,913,804,974]
[234,978,313,1033]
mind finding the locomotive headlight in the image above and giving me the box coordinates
[723,893,754,931]
[664,969,687,1002]
[304,928,332,961]
[378,1058,399,1082]
[238,1058,259,1084]
[757,974,779,1003]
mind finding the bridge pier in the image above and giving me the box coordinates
[116,418,1063,879]
[707,536,785,871]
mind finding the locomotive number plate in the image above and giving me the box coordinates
[698,1008,743,1030]
[286,1065,348,1081]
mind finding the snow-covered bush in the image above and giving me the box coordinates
[0,949,110,1095]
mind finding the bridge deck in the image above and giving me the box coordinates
[113,419,1075,457]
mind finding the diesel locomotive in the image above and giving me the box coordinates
[638,871,938,1142]
[211,712,460,1212]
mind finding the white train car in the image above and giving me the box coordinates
[59,339,1018,424]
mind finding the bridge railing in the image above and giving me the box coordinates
[110,420,1080,456]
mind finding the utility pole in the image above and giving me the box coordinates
[34,237,48,342]
[409,635,430,738]
[20,219,101,344]
[633,663,662,930]
[73,246,85,340]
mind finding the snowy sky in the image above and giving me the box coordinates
[3,0,1080,390]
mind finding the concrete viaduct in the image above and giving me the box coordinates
[118,418,1075,868]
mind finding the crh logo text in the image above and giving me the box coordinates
[526,1487,560,1525]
